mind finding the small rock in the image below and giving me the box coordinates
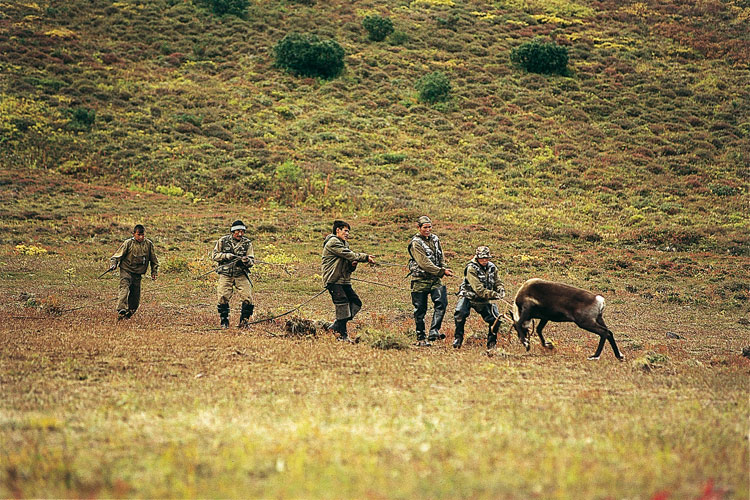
[742,346,750,359]
[666,332,682,339]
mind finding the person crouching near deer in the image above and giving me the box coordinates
[453,246,505,349]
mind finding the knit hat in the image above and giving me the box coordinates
[417,216,432,226]
[475,246,492,259]
[230,220,247,232]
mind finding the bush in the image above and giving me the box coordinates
[388,30,409,46]
[68,107,96,131]
[415,71,451,104]
[274,32,345,79]
[510,39,569,75]
[362,15,394,42]
[202,0,249,17]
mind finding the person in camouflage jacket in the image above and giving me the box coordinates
[321,220,374,342]
[453,246,505,349]
[211,219,255,329]
[408,216,454,346]
[109,224,159,320]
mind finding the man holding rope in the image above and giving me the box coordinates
[212,219,255,329]
[321,220,375,342]
[453,246,505,349]
[109,224,159,321]
[408,215,454,346]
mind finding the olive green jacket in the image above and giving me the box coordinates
[408,234,446,292]
[212,234,255,277]
[459,257,504,303]
[110,238,159,275]
[321,234,369,285]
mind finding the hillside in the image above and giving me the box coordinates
[1,0,748,247]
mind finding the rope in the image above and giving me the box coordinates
[242,288,328,325]
[350,277,411,292]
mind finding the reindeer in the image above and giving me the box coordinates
[511,279,624,360]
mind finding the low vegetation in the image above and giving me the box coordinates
[0,0,748,497]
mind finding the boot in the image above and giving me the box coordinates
[416,331,431,347]
[487,328,497,350]
[452,334,463,349]
[117,310,128,321]
[428,329,445,342]
[218,303,229,329]
[238,302,254,328]
[335,319,351,342]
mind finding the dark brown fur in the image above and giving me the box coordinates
[512,279,624,360]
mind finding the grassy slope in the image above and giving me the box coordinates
[1,0,749,497]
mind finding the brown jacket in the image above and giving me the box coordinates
[111,238,159,275]
[321,234,369,285]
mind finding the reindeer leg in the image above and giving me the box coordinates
[536,319,553,349]
[597,316,624,361]
[588,335,606,360]
[579,319,612,360]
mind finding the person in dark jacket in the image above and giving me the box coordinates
[321,220,374,342]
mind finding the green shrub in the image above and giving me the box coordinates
[415,71,451,104]
[201,0,249,17]
[710,183,739,196]
[362,15,394,42]
[388,30,409,46]
[274,32,345,79]
[511,39,569,75]
[161,255,189,273]
[275,160,301,184]
[68,107,95,131]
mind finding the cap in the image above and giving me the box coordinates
[230,220,247,232]
[417,215,432,226]
[475,246,492,259]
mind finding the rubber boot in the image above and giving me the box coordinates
[218,303,229,329]
[336,320,353,342]
[238,302,254,328]
[452,334,464,349]
[416,331,431,347]
[428,330,445,342]
[486,327,497,350]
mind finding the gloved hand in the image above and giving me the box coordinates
[241,256,252,265]
[109,262,117,271]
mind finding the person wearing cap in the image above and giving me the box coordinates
[407,215,454,346]
[211,220,255,329]
[109,224,159,320]
[453,246,505,349]
[321,220,375,342]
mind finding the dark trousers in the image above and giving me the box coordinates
[411,285,448,336]
[453,297,499,338]
[117,270,142,313]
[327,284,362,335]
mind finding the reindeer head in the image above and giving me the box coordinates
[510,302,531,351]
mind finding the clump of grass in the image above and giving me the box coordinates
[361,328,410,350]
[634,352,669,371]
[284,316,317,336]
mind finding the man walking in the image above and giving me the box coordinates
[109,224,159,320]
[408,215,454,346]
[212,220,255,329]
[453,246,505,349]
[321,220,375,342]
